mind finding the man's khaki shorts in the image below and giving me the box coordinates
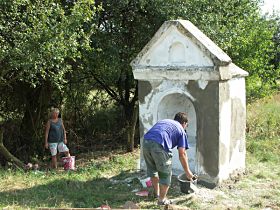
[143,139,172,186]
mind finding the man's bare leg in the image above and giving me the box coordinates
[159,184,169,202]
[151,176,159,197]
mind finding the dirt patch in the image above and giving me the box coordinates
[167,167,280,210]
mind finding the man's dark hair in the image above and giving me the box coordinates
[174,112,188,124]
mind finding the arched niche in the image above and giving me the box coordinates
[168,42,185,64]
[157,93,197,174]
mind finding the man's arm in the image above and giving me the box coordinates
[178,147,194,180]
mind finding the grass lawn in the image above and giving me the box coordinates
[0,148,279,210]
[0,93,279,210]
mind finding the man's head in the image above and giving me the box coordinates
[174,112,188,128]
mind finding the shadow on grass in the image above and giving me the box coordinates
[0,170,159,209]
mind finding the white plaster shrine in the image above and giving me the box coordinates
[131,20,248,186]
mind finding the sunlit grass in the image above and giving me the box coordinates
[247,93,280,139]
[0,151,142,209]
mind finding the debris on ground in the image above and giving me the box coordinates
[164,204,192,210]
[135,190,149,196]
[109,176,139,185]
[131,188,140,192]
[122,201,140,209]
[97,204,111,209]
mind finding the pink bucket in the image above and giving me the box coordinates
[140,177,153,188]
[62,156,75,170]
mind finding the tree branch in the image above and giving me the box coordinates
[0,127,25,168]
[89,71,121,104]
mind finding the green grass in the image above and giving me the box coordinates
[247,93,280,140]
[0,151,156,209]
[0,93,280,209]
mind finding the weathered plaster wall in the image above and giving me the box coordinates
[138,81,152,103]
[139,25,214,67]
[218,81,232,181]
[138,79,222,181]
[218,78,246,182]
[187,80,220,180]
[138,80,198,174]
[229,78,246,172]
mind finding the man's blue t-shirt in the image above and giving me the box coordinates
[144,119,189,153]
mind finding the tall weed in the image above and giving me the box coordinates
[247,94,280,139]
[247,93,280,162]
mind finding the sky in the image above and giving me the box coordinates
[261,0,280,15]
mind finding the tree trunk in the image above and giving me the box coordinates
[19,82,52,159]
[0,127,25,168]
[126,101,139,152]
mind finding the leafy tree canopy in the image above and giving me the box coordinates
[0,0,95,89]
[0,0,96,121]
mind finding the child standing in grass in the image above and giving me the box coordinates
[44,108,70,169]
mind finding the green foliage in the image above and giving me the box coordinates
[61,84,126,153]
[0,0,96,116]
[232,17,279,98]
[0,0,95,89]
[246,93,280,163]
[175,0,279,98]
[0,0,97,160]
[247,93,280,139]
